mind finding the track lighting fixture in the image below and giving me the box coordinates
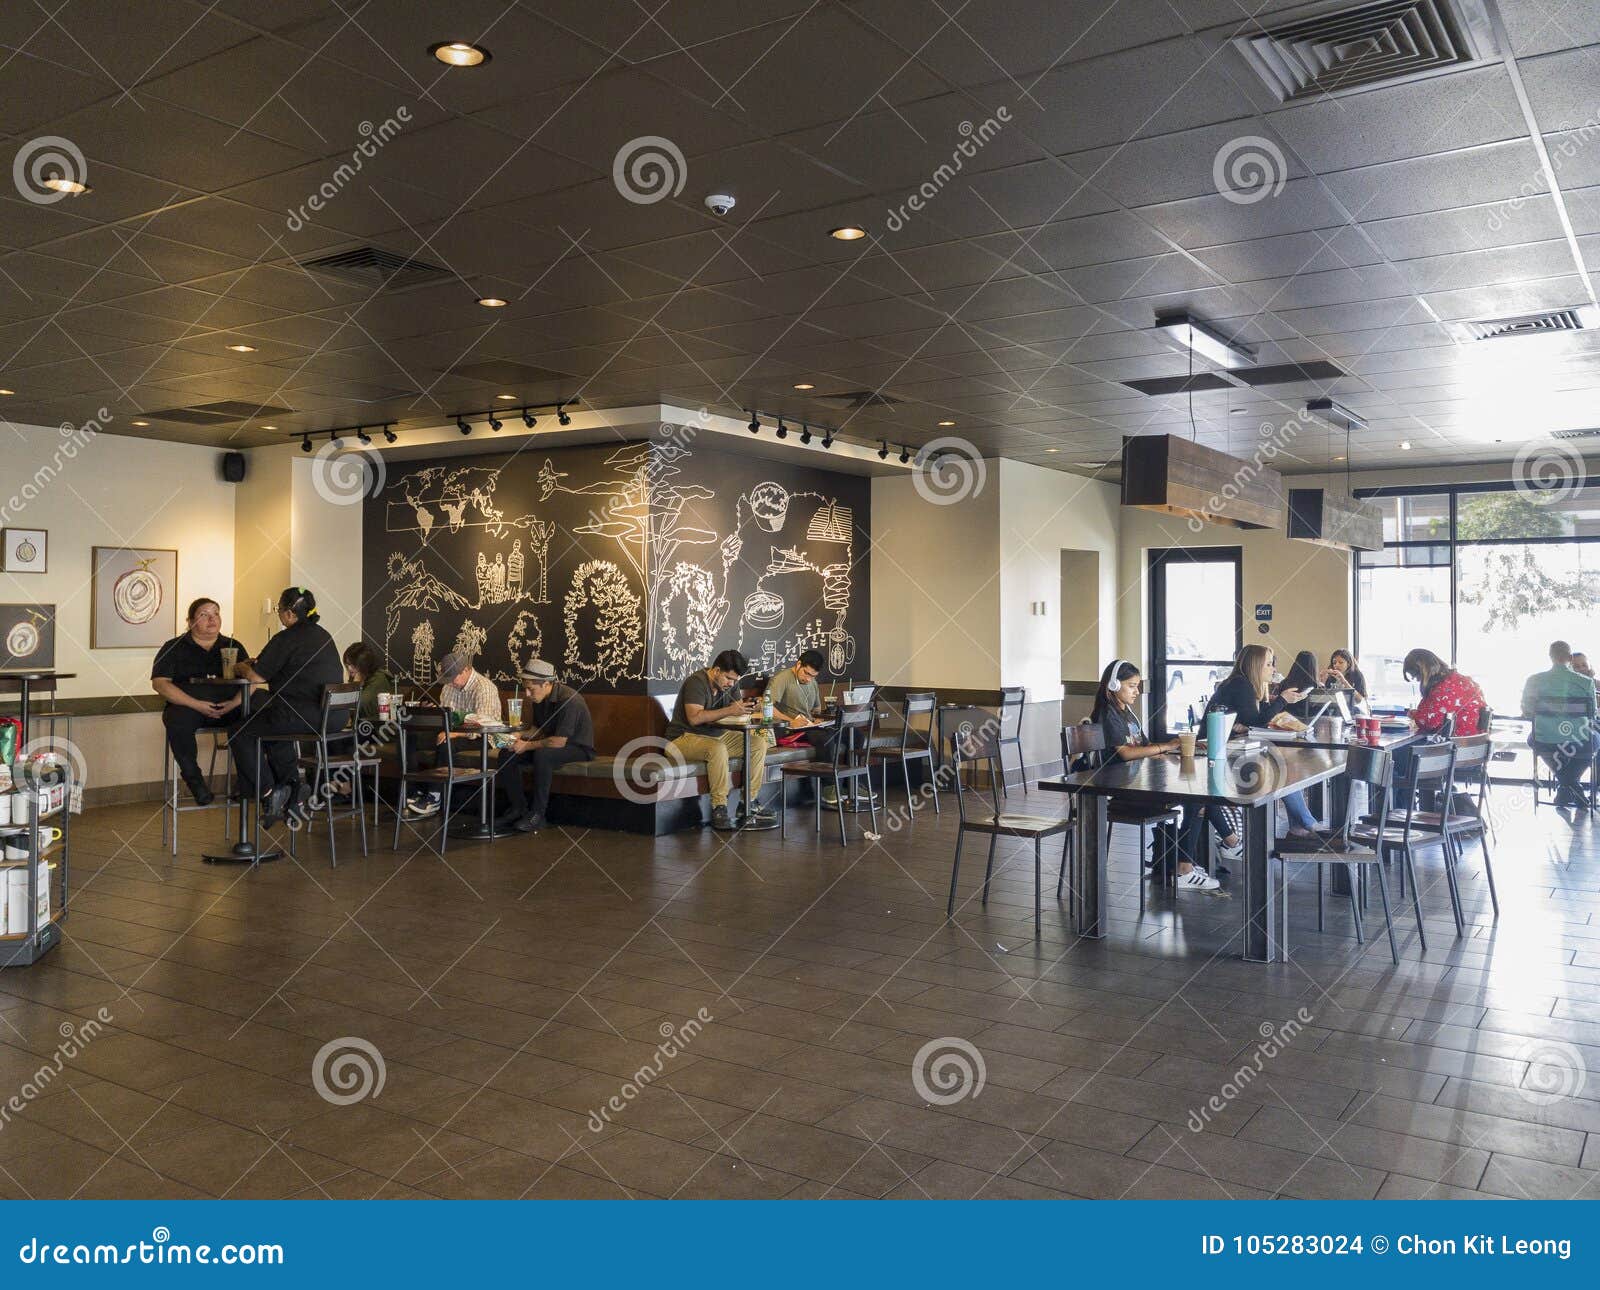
[356,427,371,445]
[301,434,312,453]
[748,411,760,433]
[776,418,787,439]
[899,444,910,464]
[557,403,571,427]
[799,424,812,445]
[877,440,888,460]
[822,429,834,449]
[522,409,536,429]
[457,416,471,435]
[331,429,343,444]
[488,413,503,432]
[382,427,397,444]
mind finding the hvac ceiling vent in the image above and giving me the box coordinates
[1551,428,1600,441]
[1233,0,1498,103]
[139,400,292,425]
[813,390,903,411]
[296,245,453,292]
[1457,307,1599,341]
[1234,360,1347,386]
[1123,373,1235,396]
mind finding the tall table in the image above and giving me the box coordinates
[196,677,281,866]
[450,723,508,840]
[0,671,76,744]
[719,715,786,830]
[1039,745,1347,962]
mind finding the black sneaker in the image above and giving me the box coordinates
[748,803,777,824]
[260,782,294,827]
[182,771,214,807]
[711,806,739,831]
[514,811,545,834]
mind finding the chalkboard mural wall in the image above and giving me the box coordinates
[362,429,871,694]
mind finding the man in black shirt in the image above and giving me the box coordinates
[231,587,343,825]
[666,648,771,831]
[150,597,248,805]
[493,659,595,833]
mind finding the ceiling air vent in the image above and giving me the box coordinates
[1551,428,1600,441]
[139,400,292,425]
[296,245,452,292]
[1233,0,1497,103]
[813,390,903,411]
[1457,308,1598,341]
[1123,373,1235,396]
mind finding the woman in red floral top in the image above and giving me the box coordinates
[1403,648,1485,735]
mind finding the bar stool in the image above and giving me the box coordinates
[160,728,233,857]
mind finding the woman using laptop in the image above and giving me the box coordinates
[1324,649,1369,704]
[1204,645,1324,844]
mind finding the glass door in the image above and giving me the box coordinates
[1148,547,1242,738]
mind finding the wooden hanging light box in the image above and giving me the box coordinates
[1119,434,1285,529]
[1287,487,1383,551]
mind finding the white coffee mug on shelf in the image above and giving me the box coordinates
[36,826,62,848]
[0,795,10,827]
[4,841,26,862]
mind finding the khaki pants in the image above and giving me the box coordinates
[670,730,766,809]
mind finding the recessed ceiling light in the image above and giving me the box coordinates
[1399,441,1412,450]
[1332,454,1345,461]
[1046,447,1059,453]
[43,176,90,196]
[937,419,956,427]
[477,296,507,308]
[130,419,148,426]
[430,41,490,67]
[0,388,13,396]
[227,344,256,352]
[793,382,815,390]
[261,424,277,430]
[496,393,517,400]
[829,226,867,241]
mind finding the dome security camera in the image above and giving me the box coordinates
[704,194,736,217]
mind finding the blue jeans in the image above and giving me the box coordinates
[1281,789,1317,831]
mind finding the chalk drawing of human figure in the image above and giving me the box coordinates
[491,553,507,602]
[507,540,524,597]
[474,552,491,606]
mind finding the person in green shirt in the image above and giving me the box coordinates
[342,641,394,725]
[768,648,873,807]
[1522,639,1598,808]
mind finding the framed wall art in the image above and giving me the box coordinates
[1,529,46,573]
[0,604,55,670]
[91,547,177,649]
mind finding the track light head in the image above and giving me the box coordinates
[748,411,760,433]
[457,416,471,436]
[382,426,397,444]
[776,417,787,439]
[522,409,536,429]
[301,435,312,453]
[899,444,910,464]
[488,413,503,432]
[822,429,834,449]
[877,440,888,460]
[799,423,812,445]
[556,402,571,427]
[356,427,371,445]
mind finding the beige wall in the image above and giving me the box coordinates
[870,471,1001,687]
[290,453,365,650]
[232,445,292,652]
[0,423,236,790]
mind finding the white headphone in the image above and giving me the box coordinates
[1105,659,1132,697]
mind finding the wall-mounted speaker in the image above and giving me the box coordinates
[221,451,247,483]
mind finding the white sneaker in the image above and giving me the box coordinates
[1176,868,1221,892]
[1216,837,1243,861]
[406,794,440,818]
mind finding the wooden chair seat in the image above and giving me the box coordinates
[962,811,1071,838]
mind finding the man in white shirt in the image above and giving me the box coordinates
[406,651,504,818]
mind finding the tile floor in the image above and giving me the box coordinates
[2,777,1598,1200]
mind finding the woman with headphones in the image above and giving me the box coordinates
[1090,659,1220,892]
[232,586,344,826]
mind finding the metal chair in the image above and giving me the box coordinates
[160,726,232,857]
[942,706,1070,938]
[1396,734,1498,921]
[997,686,1027,796]
[1059,723,1181,912]
[1273,743,1401,965]
[867,691,940,815]
[393,708,495,857]
[254,684,371,866]
[778,705,877,844]
[1349,741,1458,949]
[1530,697,1597,811]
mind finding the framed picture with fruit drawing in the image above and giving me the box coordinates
[2,529,46,573]
[91,547,177,649]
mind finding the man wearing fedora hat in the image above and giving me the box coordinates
[493,659,594,833]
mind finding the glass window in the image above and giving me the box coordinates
[1356,563,1452,708]
[1456,485,1600,542]
[1163,560,1236,661]
[1367,492,1450,544]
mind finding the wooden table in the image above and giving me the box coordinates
[1039,745,1348,962]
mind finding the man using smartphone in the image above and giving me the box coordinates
[665,649,773,831]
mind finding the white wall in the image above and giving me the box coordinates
[0,422,236,791]
[998,458,1120,698]
[870,471,1001,687]
[289,453,365,650]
